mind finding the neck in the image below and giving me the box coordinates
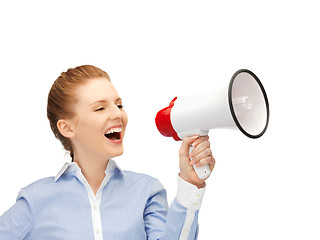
[73,151,109,195]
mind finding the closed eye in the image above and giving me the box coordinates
[94,107,105,112]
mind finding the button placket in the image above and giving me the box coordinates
[91,196,103,240]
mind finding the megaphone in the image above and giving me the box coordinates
[155,69,270,179]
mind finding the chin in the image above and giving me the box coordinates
[113,149,124,158]
[105,146,124,159]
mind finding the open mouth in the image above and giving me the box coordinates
[104,126,122,141]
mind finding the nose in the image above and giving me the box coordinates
[109,104,122,120]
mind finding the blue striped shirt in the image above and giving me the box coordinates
[0,159,205,240]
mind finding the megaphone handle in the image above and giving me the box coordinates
[189,145,211,180]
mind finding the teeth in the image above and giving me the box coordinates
[105,126,122,135]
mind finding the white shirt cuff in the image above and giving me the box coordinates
[176,175,206,210]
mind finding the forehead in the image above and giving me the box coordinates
[75,78,119,104]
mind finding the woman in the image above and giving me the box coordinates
[0,65,215,240]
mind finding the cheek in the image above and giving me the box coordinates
[122,112,128,128]
[75,117,101,137]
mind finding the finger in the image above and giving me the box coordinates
[191,147,212,163]
[190,141,210,158]
[192,135,209,147]
[195,156,215,168]
[190,148,212,165]
[191,135,209,148]
[209,156,216,170]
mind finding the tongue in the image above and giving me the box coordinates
[105,132,120,140]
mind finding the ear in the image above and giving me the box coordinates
[57,119,76,139]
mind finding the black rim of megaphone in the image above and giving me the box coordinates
[228,69,270,139]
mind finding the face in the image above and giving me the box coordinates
[69,78,128,161]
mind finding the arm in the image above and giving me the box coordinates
[0,195,33,240]
[144,177,205,240]
[145,135,214,240]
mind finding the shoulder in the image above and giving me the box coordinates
[21,176,55,191]
[17,176,56,201]
[121,171,166,195]
[123,170,158,184]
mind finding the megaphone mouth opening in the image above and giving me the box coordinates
[228,69,270,139]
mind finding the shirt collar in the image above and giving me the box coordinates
[55,159,126,182]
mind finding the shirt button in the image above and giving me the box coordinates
[93,205,97,210]
[95,228,101,234]
[196,193,201,198]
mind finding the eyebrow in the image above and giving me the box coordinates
[90,98,122,106]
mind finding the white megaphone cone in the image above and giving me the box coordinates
[155,69,270,179]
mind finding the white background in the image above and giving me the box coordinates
[1,1,319,239]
